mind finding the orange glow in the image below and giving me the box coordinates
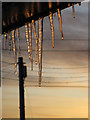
[14,62,17,75]
[3,21,6,26]
[68,3,70,7]
[49,2,52,9]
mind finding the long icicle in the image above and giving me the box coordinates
[37,20,39,65]
[17,28,21,56]
[57,8,64,40]
[28,23,33,71]
[38,18,43,87]
[12,30,16,56]
[49,12,54,48]
[25,23,30,55]
[12,30,17,74]
[32,20,38,65]
[25,23,33,71]
[72,4,75,18]
[49,2,54,48]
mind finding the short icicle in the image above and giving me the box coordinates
[4,33,7,49]
[72,4,75,18]
[57,8,64,40]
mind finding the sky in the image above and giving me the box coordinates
[1,1,88,119]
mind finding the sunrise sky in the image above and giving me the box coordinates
[1,1,88,118]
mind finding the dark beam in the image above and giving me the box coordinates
[2,2,80,34]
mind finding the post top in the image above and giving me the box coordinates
[18,57,26,64]
[18,57,23,63]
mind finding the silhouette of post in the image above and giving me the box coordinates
[18,57,26,120]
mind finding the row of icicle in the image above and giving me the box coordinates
[3,3,76,87]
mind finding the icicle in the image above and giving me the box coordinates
[28,23,33,71]
[31,2,34,16]
[25,24,29,44]
[32,20,38,65]
[12,30,16,55]
[49,12,55,48]
[16,28,20,56]
[38,18,43,87]
[54,13,56,17]
[4,33,7,49]
[14,55,17,75]
[48,2,54,48]
[25,23,33,71]
[57,8,64,40]
[11,33,13,51]
[49,2,52,9]
[25,23,30,54]
[37,20,39,64]
[78,3,81,6]
[68,3,70,7]
[8,32,11,52]
[72,4,75,18]
[12,30,17,75]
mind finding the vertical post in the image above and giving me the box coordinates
[18,57,25,120]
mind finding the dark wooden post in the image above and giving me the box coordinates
[18,57,26,120]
